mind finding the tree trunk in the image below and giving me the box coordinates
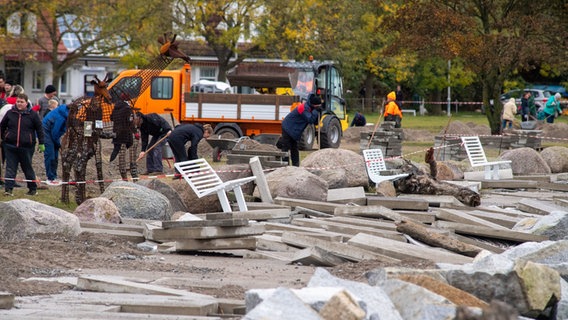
[395,220,482,257]
[395,159,481,207]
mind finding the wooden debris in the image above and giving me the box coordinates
[291,246,349,267]
[435,208,510,230]
[516,198,567,215]
[327,187,367,205]
[395,220,483,257]
[366,196,429,211]
[432,221,548,243]
[175,237,257,251]
[274,197,346,214]
[0,292,14,309]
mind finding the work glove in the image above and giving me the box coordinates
[38,144,45,153]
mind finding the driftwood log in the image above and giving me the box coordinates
[395,220,482,257]
[394,148,481,207]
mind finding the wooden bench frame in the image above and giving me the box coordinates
[174,158,256,212]
[362,149,409,187]
[461,136,512,180]
[401,109,417,116]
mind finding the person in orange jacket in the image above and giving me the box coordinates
[383,91,402,128]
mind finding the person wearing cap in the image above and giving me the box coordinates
[280,94,322,167]
[38,84,58,119]
[383,91,403,128]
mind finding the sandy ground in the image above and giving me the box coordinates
[0,131,441,300]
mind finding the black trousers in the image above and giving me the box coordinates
[4,143,37,191]
[280,130,300,166]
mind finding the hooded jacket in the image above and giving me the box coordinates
[502,98,517,121]
[383,91,402,118]
[0,105,44,148]
[282,100,320,141]
[42,104,69,146]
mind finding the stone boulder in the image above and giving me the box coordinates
[301,148,369,189]
[74,197,121,223]
[541,122,568,140]
[0,199,81,240]
[262,166,328,201]
[441,255,561,318]
[343,126,371,144]
[136,178,188,213]
[514,211,568,241]
[169,179,222,213]
[540,146,568,173]
[100,181,173,220]
[217,163,256,195]
[500,147,551,175]
[435,161,464,180]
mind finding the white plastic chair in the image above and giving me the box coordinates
[362,149,409,187]
[461,136,511,180]
[174,158,256,212]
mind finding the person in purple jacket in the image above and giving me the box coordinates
[280,94,322,166]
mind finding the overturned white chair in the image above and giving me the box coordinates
[174,158,256,212]
[461,136,512,180]
[362,148,409,188]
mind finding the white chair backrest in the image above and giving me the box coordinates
[363,148,387,180]
[461,136,488,166]
[174,159,223,198]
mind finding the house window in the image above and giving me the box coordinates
[6,12,36,36]
[32,70,45,91]
[199,67,216,81]
[58,71,69,95]
[150,77,173,99]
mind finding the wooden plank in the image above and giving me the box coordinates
[274,197,345,214]
[291,246,349,267]
[327,187,367,205]
[517,198,567,215]
[249,156,273,203]
[280,232,400,263]
[255,234,300,252]
[244,202,292,210]
[366,196,429,211]
[175,237,257,251]
[79,221,144,233]
[397,211,436,223]
[144,223,265,242]
[480,179,538,189]
[432,221,548,243]
[465,210,520,229]
[76,275,215,299]
[334,205,409,222]
[291,218,406,242]
[347,233,473,264]
[329,216,398,231]
[80,228,145,243]
[162,219,249,229]
[537,182,568,192]
[262,222,346,240]
[435,208,510,230]
[452,234,507,254]
[206,209,291,221]
[396,194,465,208]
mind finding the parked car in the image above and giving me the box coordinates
[499,89,552,110]
[190,80,233,94]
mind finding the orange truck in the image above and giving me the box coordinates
[107,60,349,150]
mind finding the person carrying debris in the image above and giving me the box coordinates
[279,94,322,166]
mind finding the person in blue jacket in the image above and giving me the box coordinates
[280,94,322,166]
[42,104,69,184]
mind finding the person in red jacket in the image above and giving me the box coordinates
[383,91,403,128]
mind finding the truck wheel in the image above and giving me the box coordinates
[320,117,341,149]
[299,124,315,150]
[216,127,240,140]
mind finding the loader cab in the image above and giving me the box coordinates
[289,62,348,130]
